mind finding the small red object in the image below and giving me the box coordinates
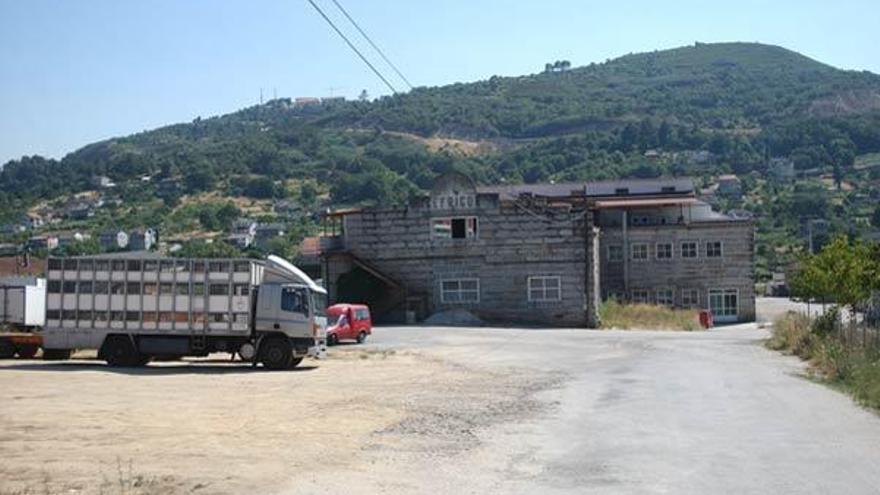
[699,310,714,329]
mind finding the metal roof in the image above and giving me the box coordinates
[476,183,586,200]
[593,197,699,209]
[585,178,694,197]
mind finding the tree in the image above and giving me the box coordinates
[358,90,369,102]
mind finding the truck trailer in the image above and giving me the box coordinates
[41,254,327,369]
[0,277,46,359]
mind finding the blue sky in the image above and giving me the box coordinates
[1,0,878,164]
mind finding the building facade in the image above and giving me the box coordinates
[321,173,754,327]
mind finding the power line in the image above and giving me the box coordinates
[329,0,414,90]
[305,0,398,94]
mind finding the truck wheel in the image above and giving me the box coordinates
[0,339,15,359]
[356,331,367,344]
[327,333,338,346]
[16,344,39,359]
[43,349,72,360]
[259,336,293,370]
[101,336,144,367]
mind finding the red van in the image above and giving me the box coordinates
[325,304,372,345]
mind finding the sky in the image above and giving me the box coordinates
[1,0,878,164]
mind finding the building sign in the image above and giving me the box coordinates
[430,173,477,211]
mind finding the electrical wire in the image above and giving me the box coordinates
[305,0,398,94]
[329,0,414,90]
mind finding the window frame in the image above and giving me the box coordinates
[681,241,699,259]
[527,276,562,302]
[431,216,479,240]
[630,289,650,304]
[681,288,700,308]
[440,278,480,304]
[631,243,649,261]
[656,288,674,306]
[706,241,723,258]
[607,245,623,262]
[655,242,673,260]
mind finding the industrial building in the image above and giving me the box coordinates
[320,172,755,327]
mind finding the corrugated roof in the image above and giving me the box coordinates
[476,183,585,200]
[593,197,699,209]
[585,177,694,197]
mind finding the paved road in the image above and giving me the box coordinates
[361,322,880,494]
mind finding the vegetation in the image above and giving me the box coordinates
[1,42,880,269]
[599,299,701,331]
[769,311,880,410]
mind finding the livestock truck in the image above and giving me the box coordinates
[0,277,46,359]
[41,254,327,369]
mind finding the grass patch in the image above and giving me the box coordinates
[769,310,880,410]
[599,299,701,331]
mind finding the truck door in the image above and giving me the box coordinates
[279,286,310,337]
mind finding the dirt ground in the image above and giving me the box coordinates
[0,346,558,495]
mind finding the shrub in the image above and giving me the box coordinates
[599,299,700,331]
[850,358,880,409]
[767,311,813,356]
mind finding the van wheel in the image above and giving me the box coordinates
[327,333,338,346]
[259,337,293,370]
[0,340,15,359]
[101,336,144,367]
[43,349,72,361]
[356,331,367,344]
[16,344,39,359]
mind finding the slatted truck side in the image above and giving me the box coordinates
[41,255,327,369]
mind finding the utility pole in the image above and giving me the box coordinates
[260,88,264,105]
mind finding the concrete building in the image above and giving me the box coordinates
[320,173,755,326]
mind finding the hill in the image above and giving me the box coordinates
[2,41,880,275]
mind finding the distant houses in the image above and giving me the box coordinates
[717,174,743,199]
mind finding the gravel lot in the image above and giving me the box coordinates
[3,301,880,494]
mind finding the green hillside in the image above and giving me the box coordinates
[2,41,880,275]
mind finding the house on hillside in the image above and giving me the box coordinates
[769,157,795,183]
[99,230,130,251]
[226,220,257,249]
[129,228,158,251]
[319,172,755,326]
[717,174,742,198]
[27,235,59,251]
[255,223,286,248]
[55,231,91,249]
[92,175,115,188]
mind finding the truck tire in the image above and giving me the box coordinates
[101,336,146,367]
[16,344,39,359]
[0,339,15,359]
[259,336,293,370]
[43,349,72,361]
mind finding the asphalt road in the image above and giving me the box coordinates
[358,317,880,494]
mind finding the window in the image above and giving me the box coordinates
[78,310,93,322]
[48,281,61,293]
[192,261,206,273]
[432,217,478,239]
[528,276,562,302]
[176,284,190,295]
[95,311,108,323]
[281,287,307,314]
[111,311,125,322]
[176,260,190,272]
[655,243,673,260]
[233,313,249,324]
[233,284,250,296]
[440,279,479,303]
[209,283,229,296]
[209,261,230,273]
[111,282,125,295]
[126,282,141,295]
[355,309,369,320]
[79,281,93,294]
[125,311,140,322]
[656,288,674,306]
[234,261,251,273]
[63,281,76,294]
[46,310,61,320]
[143,283,159,295]
[160,260,175,272]
[95,260,110,271]
[79,259,94,271]
[607,245,623,262]
[631,243,649,260]
[127,260,141,272]
[94,281,108,294]
[193,283,205,296]
[193,313,207,324]
[48,259,62,270]
[143,260,159,271]
[631,289,650,304]
[62,310,76,320]
[681,289,699,308]
[111,260,126,271]
[159,312,173,322]
[211,313,230,323]
[62,259,78,270]
[681,241,698,259]
[706,241,723,258]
